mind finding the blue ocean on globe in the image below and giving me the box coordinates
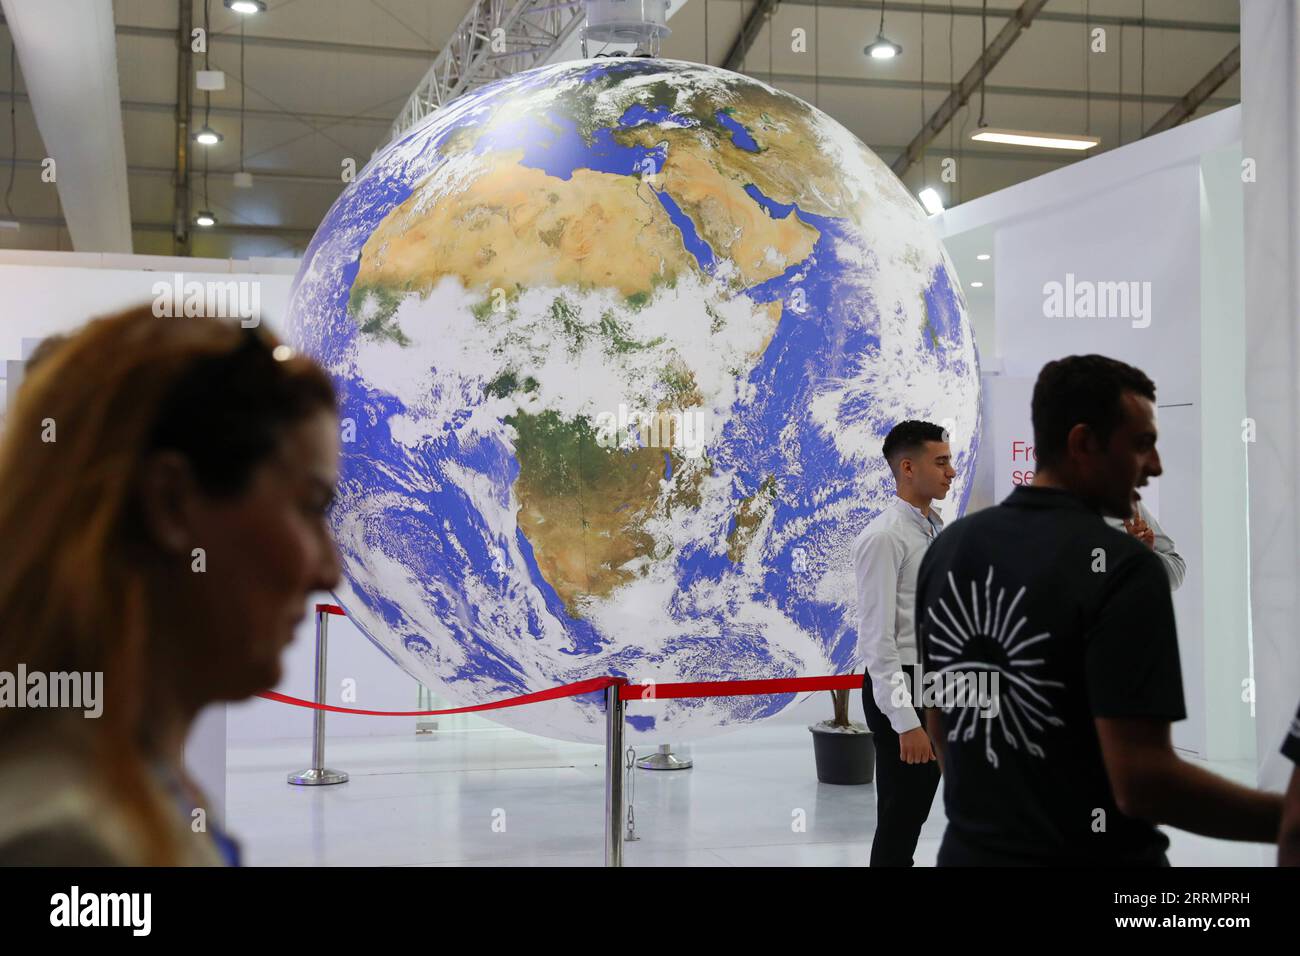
[287,57,981,743]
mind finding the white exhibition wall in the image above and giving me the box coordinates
[935,106,1254,764]
[999,160,1206,758]
[1240,0,1300,793]
[0,252,428,818]
[0,250,422,734]
[0,252,290,370]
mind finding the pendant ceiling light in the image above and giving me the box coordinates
[865,0,902,59]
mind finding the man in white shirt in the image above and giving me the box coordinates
[851,420,954,866]
[1103,497,1186,590]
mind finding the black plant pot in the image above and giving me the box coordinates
[810,725,875,785]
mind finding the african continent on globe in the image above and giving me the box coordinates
[287,57,981,743]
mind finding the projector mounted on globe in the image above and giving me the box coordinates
[287,58,981,743]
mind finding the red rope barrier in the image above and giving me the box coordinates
[621,673,861,700]
[257,673,858,715]
[286,601,860,714]
[256,675,623,716]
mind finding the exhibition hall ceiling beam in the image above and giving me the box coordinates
[113,24,438,61]
[1144,45,1241,137]
[10,215,316,239]
[119,97,393,130]
[0,0,132,252]
[133,220,314,238]
[760,70,1235,109]
[889,0,1049,178]
[1,157,344,185]
[778,1,1239,35]
[119,163,347,186]
[723,0,781,72]
[130,98,391,129]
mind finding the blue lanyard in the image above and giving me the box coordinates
[207,824,242,868]
[158,769,242,867]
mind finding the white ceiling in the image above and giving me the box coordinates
[0,0,1240,260]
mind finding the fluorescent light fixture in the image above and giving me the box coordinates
[195,210,218,227]
[232,170,254,189]
[970,281,984,288]
[976,253,991,261]
[193,126,223,146]
[917,187,944,216]
[196,70,226,91]
[970,127,1100,151]
[225,0,267,13]
[866,34,902,59]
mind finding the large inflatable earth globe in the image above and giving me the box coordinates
[287,57,981,743]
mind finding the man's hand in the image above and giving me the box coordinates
[1123,515,1156,549]
[899,726,936,764]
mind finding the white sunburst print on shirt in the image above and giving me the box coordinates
[925,566,1065,769]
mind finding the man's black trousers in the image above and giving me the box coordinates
[861,669,940,867]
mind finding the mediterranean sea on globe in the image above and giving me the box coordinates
[286,57,981,744]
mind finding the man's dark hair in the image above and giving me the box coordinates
[1031,354,1156,469]
[882,419,948,476]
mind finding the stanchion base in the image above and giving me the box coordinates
[636,748,692,771]
[287,768,349,786]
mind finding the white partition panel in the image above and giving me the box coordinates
[1241,0,1300,791]
[0,251,427,758]
[934,109,1254,762]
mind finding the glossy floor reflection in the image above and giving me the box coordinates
[226,722,1274,867]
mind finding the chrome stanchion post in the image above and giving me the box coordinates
[288,605,349,786]
[604,681,625,867]
[636,742,692,770]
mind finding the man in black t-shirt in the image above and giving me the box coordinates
[916,355,1283,865]
[1280,700,1300,866]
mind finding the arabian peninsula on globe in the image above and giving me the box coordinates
[287,57,981,743]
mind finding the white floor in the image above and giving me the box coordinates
[225,722,1276,867]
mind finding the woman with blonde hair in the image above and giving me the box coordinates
[0,305,342,865]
